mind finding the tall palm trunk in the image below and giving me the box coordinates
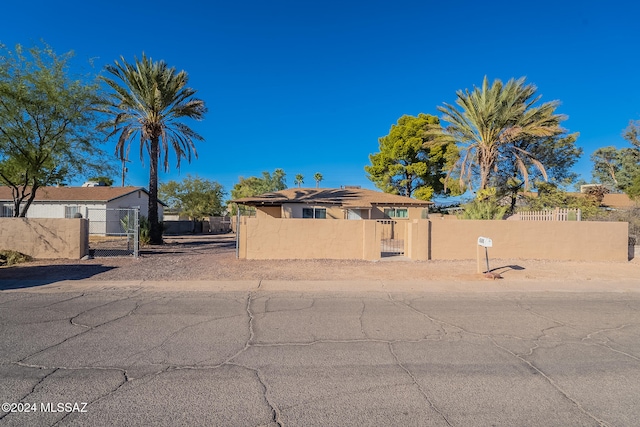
[479,149,493,190]
[148,137,162,244]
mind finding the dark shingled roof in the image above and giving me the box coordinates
[233,187,433,208]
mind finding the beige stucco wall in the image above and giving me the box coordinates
[256,206,282,219]
[0,218,89,259]
[239,217,628,262]
[420,219,628,262]
[239,218,380,260]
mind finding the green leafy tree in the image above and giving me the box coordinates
[314,172,323,188]
[496,133,582,213]
[432,76,567,192]
[294,174,304,188]
[87,176,114,186]
[230,169,287,214]
[591,121,640,192]
[231,169,287,199]
[98,54,207,244]
[159,175,225,219]
[591,146,625,188]
[0,43,112,216]
[365,113,458,200]
[626,175,640,200]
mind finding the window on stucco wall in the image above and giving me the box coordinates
[302,207,327,219]
[384,208,408,218]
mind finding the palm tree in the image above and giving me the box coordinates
[294,174,304,188]
[313,172,323,188]
[435,76,565,191]
[98,54,206,244]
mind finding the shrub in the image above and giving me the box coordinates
[460,187,509,220]
[139,216,152,245]
[0,250,33,266]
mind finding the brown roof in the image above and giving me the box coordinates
[601,193,637,209]
[0,186,148,203]
[233,187,433,208]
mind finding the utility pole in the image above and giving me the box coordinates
[120,145,131,187]
[121,157,130,187]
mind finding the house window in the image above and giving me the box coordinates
[65,205,80,218]
[1,205,14,217]
[302,207,327,219]
[384,208,408,218]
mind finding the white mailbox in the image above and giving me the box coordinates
[478,236,493,248]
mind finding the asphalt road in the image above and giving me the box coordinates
[1,280,639,426]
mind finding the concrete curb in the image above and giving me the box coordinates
[2,278,640,294]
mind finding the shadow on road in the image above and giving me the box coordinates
[0,265,116,289]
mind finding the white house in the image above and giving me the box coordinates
[0,186,164,235]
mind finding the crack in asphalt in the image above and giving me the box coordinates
[125,312,247,366]
[358,301,367,339]
[18,294,151,365]
[581,324,640,362]
[488,337,612,427]
[388,342,453,426]
[387,294,615,427]
[0,367,58,422]
[40,293,87,309]
[210,289,256,368]
[69,297,135,329]
[52,369,129,427]
[255,367,283,427]
[5,290,639,427]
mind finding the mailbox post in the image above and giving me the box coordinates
[477,236,493,273]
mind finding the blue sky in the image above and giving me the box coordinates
[3,0,639,200]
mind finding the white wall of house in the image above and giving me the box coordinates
[110,190,158,219]
[0,190,163,235]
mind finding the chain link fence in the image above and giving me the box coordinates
[86,207,139,257]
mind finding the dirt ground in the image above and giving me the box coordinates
[1,233,638,283]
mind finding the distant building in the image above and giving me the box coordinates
[233,187,433,220]
[0,186,165,234]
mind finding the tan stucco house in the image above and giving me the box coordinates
[233,186,433,220]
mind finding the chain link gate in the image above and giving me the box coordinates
[86,207,140,257]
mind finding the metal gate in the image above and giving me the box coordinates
[377,220,404,257]
[86,207,140,257]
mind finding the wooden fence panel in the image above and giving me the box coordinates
[519,208,581,221]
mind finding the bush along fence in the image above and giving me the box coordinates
[518,208,581,221]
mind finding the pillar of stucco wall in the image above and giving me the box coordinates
[80,219,89,258]
[0,218,88,259]
[238,218,248,259]
[362,220,380,260]
[405,220,429,261]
